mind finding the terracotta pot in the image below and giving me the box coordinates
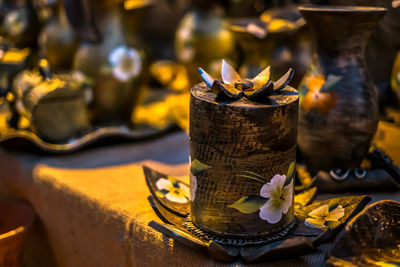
[0,199,36,267]
[298,5,387,171]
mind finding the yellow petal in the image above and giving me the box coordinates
[250,66,271,89]
[326,205,345,222]
[221,59,241,85]
[308,204,330,219]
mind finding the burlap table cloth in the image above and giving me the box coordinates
[0,123,399,267]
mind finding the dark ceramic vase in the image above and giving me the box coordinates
[0,0,40,49]
[175,1,236,85]
[64,0,149,125]
[298,5,386,171]
[38,1,79,72]
[228,7,312,88]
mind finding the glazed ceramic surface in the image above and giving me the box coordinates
[298,5,386,171]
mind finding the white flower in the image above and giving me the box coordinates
[259,174,293,224]
[4,9,28,36]
[108,45,142,82]
[156,177,190,204]
[305,204,345,229]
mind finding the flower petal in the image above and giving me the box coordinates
[326,205,345,222]
[165,192,188,204]
[302,91,316,112]
[178,182,190,198]
[156,177,173,191]
[260,174,286,198]
[109,46,127,66]
[259,200,283,223]
[281,178,293,214]
[308,204,330,219]
[315,90,338,114]
[221,59,241,85]
[249,66,270,89]
[198,68,214,88]
[112,65,132,82]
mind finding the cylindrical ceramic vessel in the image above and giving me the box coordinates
[298,5,387,171]
[189,83,298,237]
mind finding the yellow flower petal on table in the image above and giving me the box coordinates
[325,205,345,222]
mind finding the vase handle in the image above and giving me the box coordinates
[63,0,102,44]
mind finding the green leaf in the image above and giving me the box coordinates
[294,187,317,208]
[285,161,296,185]
[328,198,340,211]
[241,171,268,182]
[190,159,211,176]
[310,64,317,76]
[320,75,342,93]
[237,174,266,184]
[227,195,268,214]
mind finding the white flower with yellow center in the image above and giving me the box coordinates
[259,174,293,224]
[156,177,190,204]
[109,45,142,82]
[305,204,345,229]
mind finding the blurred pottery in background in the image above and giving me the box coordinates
[228,6,311,88]
[64,0,150,125]
[13,62,90,143]
[175,0,237,85]
[0,0,40,49]
[38,0,79,72]
[392,51,400,107]
[298,5,386,171]
[0,199,36,267]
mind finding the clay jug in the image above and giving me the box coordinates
[298,5,386,171]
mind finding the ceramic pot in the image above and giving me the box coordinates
[175,1,236,85]
[13,67,91,143]
[189,83,298,238]
[0,199,36,267]
[228,7,312,88]
[38,0,79,72]
[0,0,40,49]
[64,0,149,125]
[298,5,387,171]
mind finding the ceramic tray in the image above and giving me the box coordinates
[0,123,176,153]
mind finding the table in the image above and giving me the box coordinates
[0,123,399,267]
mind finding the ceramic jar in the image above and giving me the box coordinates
[189,83,298,238]
[298,5,387,171]
[175,1,236,84]
[64,0,149,125]
[38,0,79,72]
